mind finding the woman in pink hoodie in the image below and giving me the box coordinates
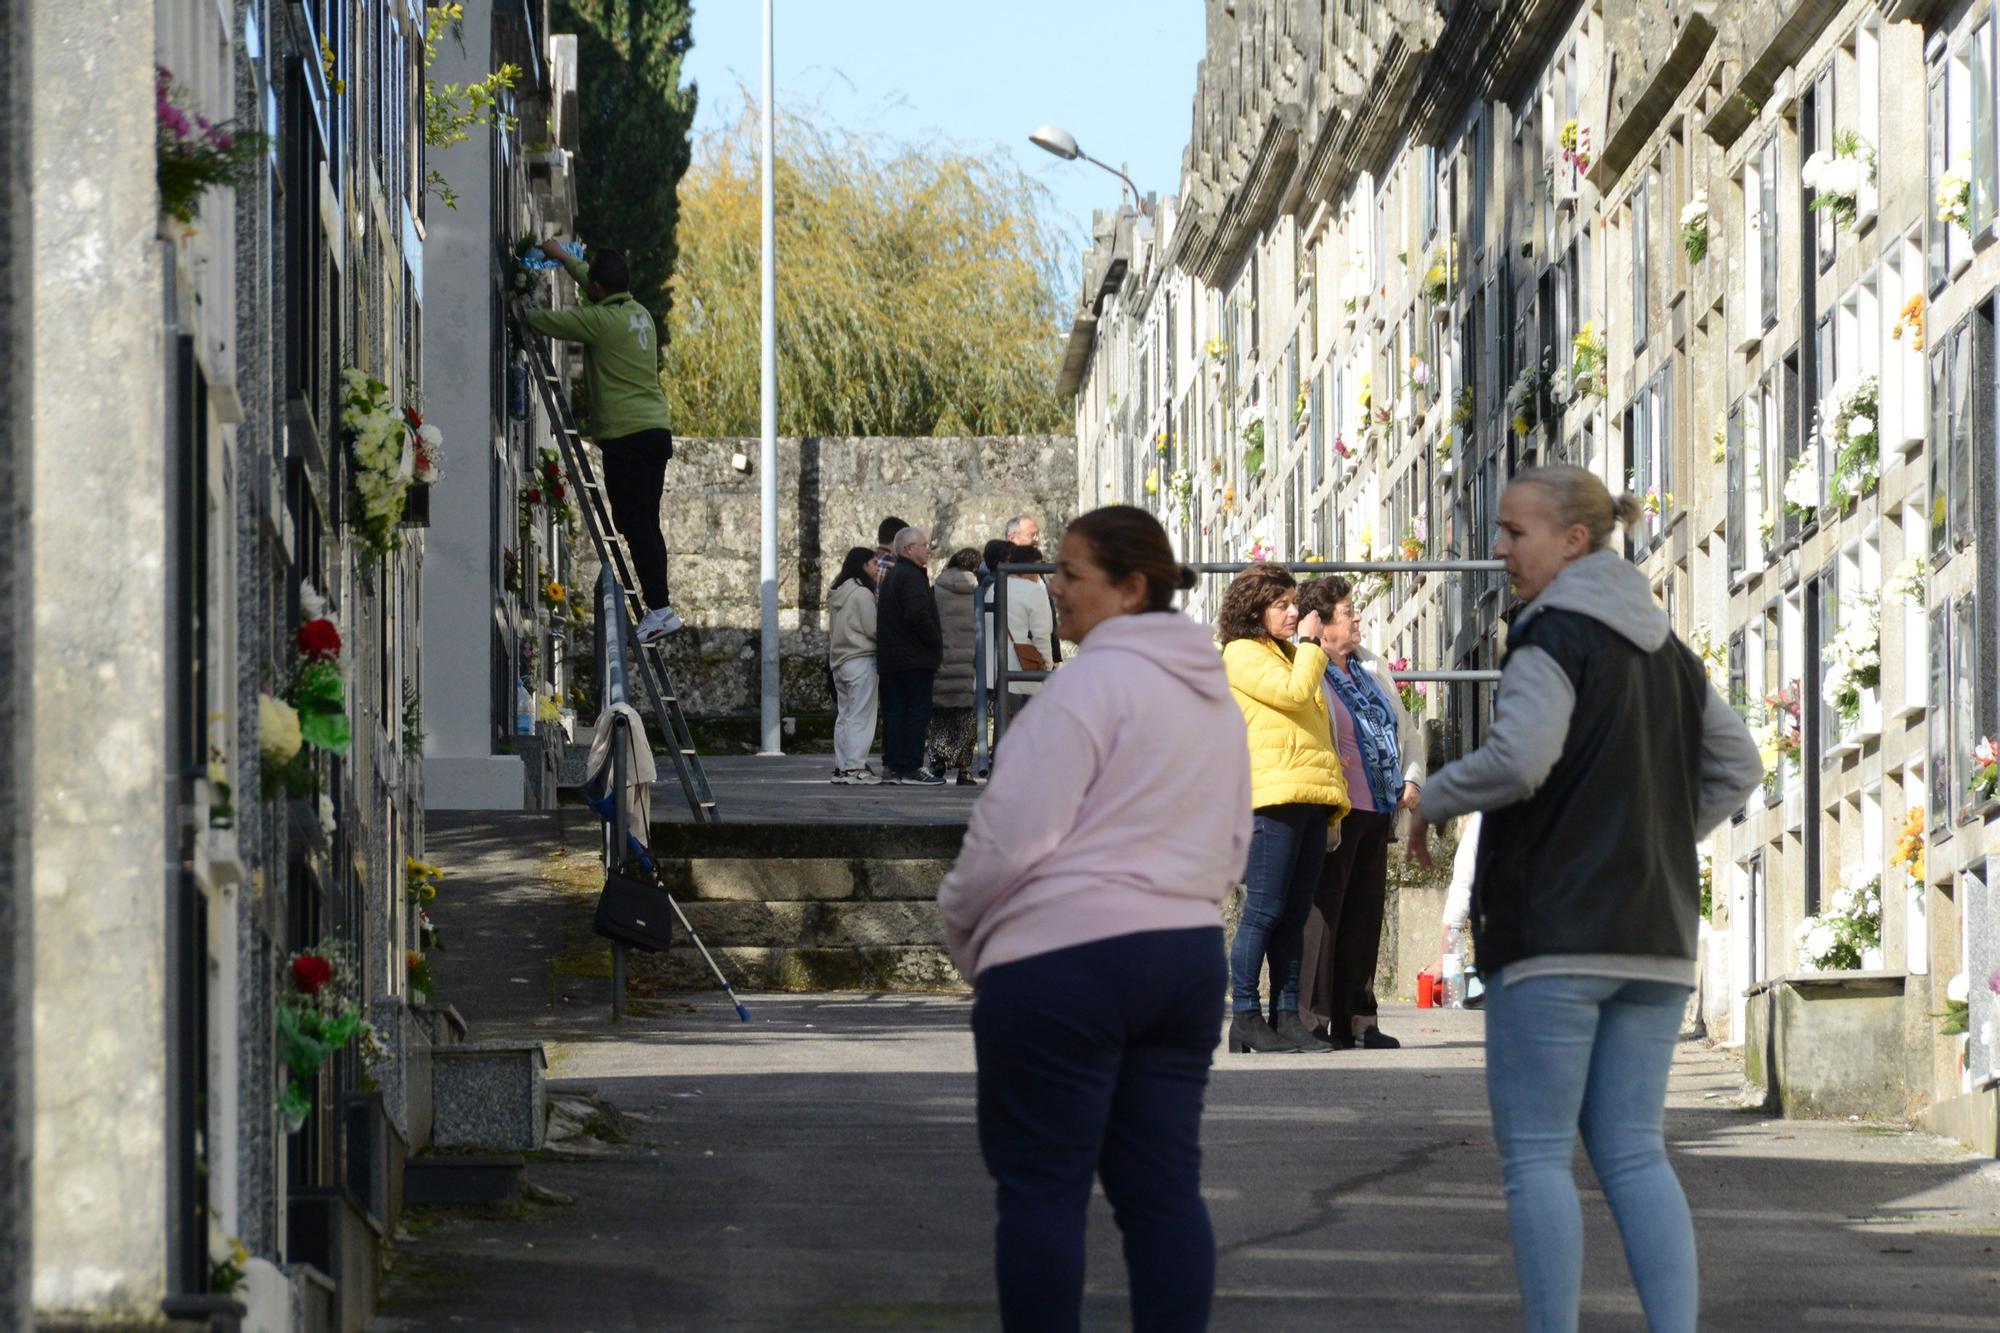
[939,506,1252,1333]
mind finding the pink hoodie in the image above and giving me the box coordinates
[938,610,1254,979]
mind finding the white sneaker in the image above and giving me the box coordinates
[830,768,880,786]
[636,606,684,643]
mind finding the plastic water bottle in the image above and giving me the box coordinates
[1441,926,1467,1009]
[516,680,535,735]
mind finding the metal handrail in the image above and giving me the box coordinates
[599,566,633,1019]
[989,557,1511,747]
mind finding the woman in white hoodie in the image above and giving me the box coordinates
[826,546,881,784]
[940,506,1250,1332]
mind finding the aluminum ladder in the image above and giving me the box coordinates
[512,298,719,824]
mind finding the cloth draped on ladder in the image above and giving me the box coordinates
[584,701,656,845]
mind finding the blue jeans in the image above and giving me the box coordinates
[1229,804,1332,1015]
[1484,974,1698,1333]
[973,928,1226,1332]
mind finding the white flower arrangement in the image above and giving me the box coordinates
[1783,447,1820,522]
[1686,620,1729,692]
[1801,131,1876,230]
[1938,170,1971,231]
[1242,513,1277,564]
[1890,557,1930,606]
[1505,364,1542,436]
[1795,870,1882,971]
[1679,190,1710,262]
[341,367,416,557]
[1827,375,1879,506]
[1821,593,1881,730]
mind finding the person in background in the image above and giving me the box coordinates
[1294,576,1425,1050]
[873,515,910,582]
[939,506,1245,1332]
[527,240,681,643]
[875,526,945,786]
[826,546,881,786]
[1003,513,1040,549]
[1218,563,1352,1054]
[928,548,983,786]
[1002,543,1056,712]
[1409,466,1762,1333]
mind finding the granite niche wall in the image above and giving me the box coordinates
[588,435,1075,740]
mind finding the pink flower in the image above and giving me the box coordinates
[1989,968,2000,995]
[160,104,191,139]
[1976,735,1999,767]
[1389,657,1410,672]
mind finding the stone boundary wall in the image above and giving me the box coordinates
[590,435,1074,728]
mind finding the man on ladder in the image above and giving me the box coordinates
[527,239,683,644]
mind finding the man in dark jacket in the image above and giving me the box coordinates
[877,527,945,784]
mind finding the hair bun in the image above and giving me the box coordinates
[1176,563,1199,591]
[1612,493,1645,525]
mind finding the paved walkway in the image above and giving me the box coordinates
[377,813,2000,1331]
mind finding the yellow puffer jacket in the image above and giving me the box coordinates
[1222,637,1352,827]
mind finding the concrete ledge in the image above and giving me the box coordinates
[1743,972,1909,1119]
[631,943,966,993]
[672,859,954,903]
[1922,1083,2000,1157]
[649,821,965,859]
[677,900,945,947]
[432,1043,547,1151]
[425,755,528,811]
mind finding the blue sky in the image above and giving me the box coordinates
[682,2,1207,267]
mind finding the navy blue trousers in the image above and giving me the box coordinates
[972,927,1225,1333]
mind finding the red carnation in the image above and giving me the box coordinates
[297,617,341,661]
[525,487,542,504]
[550,482,566,501]
[291,954,333,996]
[404,405,423,427]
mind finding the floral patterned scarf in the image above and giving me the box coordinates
[1324,655,1402,812]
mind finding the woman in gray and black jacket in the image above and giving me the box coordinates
[1409,466,1762,1333]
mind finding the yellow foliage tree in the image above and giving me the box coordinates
[663,100,1072,438]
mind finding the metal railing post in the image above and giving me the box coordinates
[600,566,631,1021]
[992,568,1011,746]
[972,574,990,773]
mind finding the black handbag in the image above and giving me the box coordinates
[592,865,677,953]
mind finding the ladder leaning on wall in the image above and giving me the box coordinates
[511,299,719,825]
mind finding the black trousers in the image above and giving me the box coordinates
[879,668,936,775]
[598,428,672,610]
[974,927,1225,1332]
[1300,808,1397,1035]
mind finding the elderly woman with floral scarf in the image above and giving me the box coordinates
[1295,576,1426,1049]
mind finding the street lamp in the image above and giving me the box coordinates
[1029,123,1144,213]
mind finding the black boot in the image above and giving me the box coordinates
[1271,1010,1337,1051]
[1227,1013,1307,1053]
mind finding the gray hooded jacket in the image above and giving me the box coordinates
[1420,550,1763,986]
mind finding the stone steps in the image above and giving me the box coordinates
[628,821,967,992]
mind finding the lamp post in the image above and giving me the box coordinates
[757,0,780,755]
[1028,123,1144,213]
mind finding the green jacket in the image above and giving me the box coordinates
[522,256,672,440]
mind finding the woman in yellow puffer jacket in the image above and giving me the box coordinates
[1219,563,1352,1054]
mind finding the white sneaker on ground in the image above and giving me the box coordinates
[636,606,684,643]
[830,768,880,785]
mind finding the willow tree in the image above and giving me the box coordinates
[663,102,1073,437]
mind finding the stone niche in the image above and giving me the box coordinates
[585,434,1075,728]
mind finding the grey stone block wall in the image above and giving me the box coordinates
[608,434,1074,718]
